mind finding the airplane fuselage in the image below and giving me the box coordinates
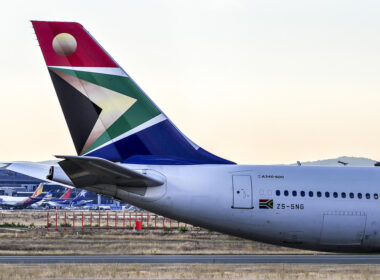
[111,164,380,252]
[0,196,32,208]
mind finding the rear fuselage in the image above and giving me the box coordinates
[116,164,380,253]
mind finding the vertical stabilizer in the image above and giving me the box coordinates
[59,188,73,199]
[32,21,234,165]
[31,183,44,198]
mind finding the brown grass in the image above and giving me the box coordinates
[0,210,314,255]
[0,230,311,255]
[0,264,378,280]
[0,210,197,229]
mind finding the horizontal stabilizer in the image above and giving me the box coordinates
[6,162,74,188]
[55,155,164,189]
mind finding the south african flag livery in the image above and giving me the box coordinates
[32,21,234,165]
[259,199,273,209]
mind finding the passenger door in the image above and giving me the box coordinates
[232,175,253,209]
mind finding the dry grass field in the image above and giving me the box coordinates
[0,210,358,280]
[0,230,311,255]
[0,210,312,255]
[0,263,379,280]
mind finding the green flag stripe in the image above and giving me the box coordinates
[50,67,161,153]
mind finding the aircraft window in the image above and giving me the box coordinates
[375,193,379,199]
[284,190,289,196]
[366,193,370,199]
[300,191,305,197]
[325,192,330,198]
[358,193,362,199]
[317,191,322,198]
[341,192,346,198]
[292,191,297,197]
[309,191,313,197]
[276,190,280,196]
[333,192,338,198]
[349,192,354,199]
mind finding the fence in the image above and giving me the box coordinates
[46,212,202,232]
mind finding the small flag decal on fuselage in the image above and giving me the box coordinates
[259,199,273,209]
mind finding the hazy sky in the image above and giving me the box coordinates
[1,0,380,164]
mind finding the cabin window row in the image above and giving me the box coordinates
[275,190,379,200]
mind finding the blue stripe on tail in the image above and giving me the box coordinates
[86,120,234,165]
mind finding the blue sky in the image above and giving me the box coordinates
[1,0,380,164]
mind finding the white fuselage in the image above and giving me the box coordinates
[111,164,380,252]
[0,196,30,208]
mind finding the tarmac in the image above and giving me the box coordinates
[1,255,380,264]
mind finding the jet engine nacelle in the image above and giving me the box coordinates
[47,166,73,186]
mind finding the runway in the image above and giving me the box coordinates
[1,255,380,264]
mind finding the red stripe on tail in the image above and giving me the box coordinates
[32,21,117,67]
[59,188,73,199]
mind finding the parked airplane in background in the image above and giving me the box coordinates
[0,184,44,209]
[43,190,54,200]
[82,203,135,211]
[82,204,111,211]
[59,188,73,199]
[41,190,89,209]
[7,21,380,252]
[32,188,71,208]
[30,190,54,209]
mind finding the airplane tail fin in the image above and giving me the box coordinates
[72,190,87,203]
[43,190,54,199]
[59,188,72,199]
[31,183,44,198]
[31,21,234,165]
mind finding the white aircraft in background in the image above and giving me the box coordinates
[0,183,44,209]
[7,21,380,252]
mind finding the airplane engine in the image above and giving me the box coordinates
[47,166,73,186]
